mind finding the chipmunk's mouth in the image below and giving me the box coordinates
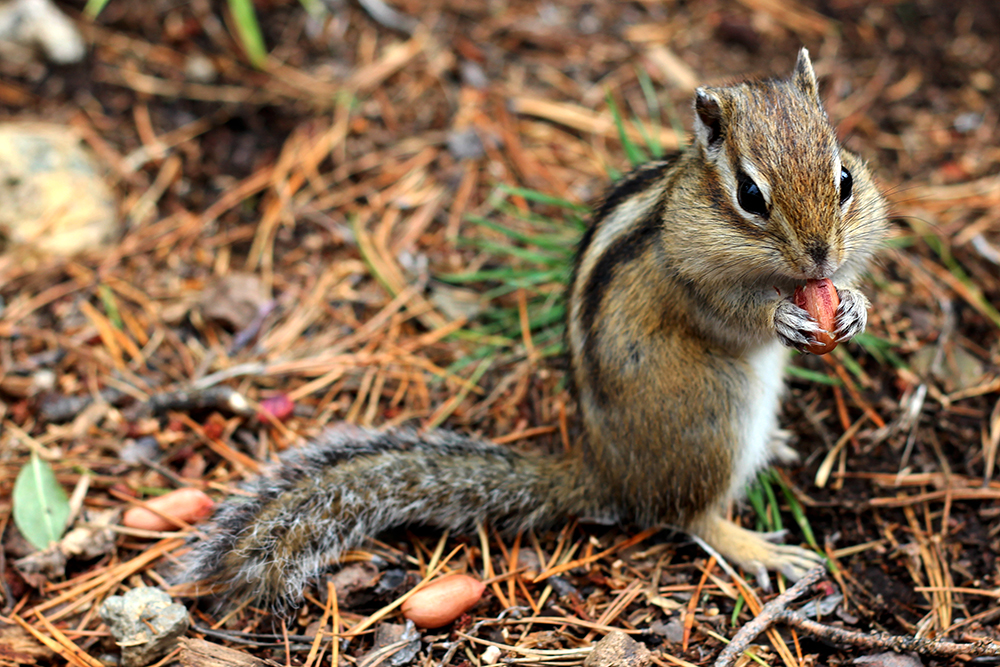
[772,278,812,298]
[782,258,844,285]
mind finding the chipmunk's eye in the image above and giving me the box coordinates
[839,167,853,205]
[737,173,768,218]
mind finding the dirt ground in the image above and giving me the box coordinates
[1,0,999,665]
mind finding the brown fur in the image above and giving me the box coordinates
[176,50,888,611]
[568,47,885,580]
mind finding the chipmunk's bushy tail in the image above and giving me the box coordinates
[176,425,590,612]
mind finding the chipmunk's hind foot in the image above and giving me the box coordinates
[691,512,826,592]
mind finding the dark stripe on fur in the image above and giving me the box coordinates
[572,161,674,291]
[590,160,675,224]
[577,206,663,403]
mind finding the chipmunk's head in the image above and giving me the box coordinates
[690,48,886,289]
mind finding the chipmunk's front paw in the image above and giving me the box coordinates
[774,297,822,350]
[834,287,869,343]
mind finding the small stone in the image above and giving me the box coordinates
[14,544,67,582]
[358,621,420,667]
[460,60,488,89]
[120,437,163,465]
[198,273,268,331]
[99,587,189,667]
[328,561,381,606]
[61,508,116,560]
[0,122,117,256]
[970,70,993,92]
[583,631,651,667]
[482,645,502,664]
[0,0,85,64]
[650,618,685,643]
[447,127,485,160]
[184,53,217,83]
[954,112,982,134]
[428,283,485,321]
[0,369,54,397]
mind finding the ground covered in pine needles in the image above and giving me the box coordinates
[1,1,1000,666]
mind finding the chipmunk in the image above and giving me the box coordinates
[176,49,887,612]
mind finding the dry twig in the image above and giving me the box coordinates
[714,567,1000,666]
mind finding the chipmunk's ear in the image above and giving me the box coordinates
[792,48,821,107]
[694,88,724,150]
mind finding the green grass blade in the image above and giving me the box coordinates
[660,85,687,150]
[924,233,1000,329]
[633,117,657,160]
[833,347,867,381]
[785,365,842,386]
[458,238,569,266]
[481,280,568,303]
[425,355,494,429]
[492,201,587,235]
[228,0,268,68]
[450,330,517,347]
[771,471,818,549]
[731,594,745,626]
[760,471,784,532]
[98,284,123,329]
[83,0,112,18]
[534,340,565,358]
[606,89,647,167]
[636,69,663,158]
[854,333,909,370]
[746,478,768,530]
[498,185,589,213]
[299,0,327,18]
[463,215,576,253]
[437,268,565,285]
[883,236,916,249]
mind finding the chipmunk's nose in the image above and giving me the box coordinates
[801,238,835,279]
[805,239,828,267]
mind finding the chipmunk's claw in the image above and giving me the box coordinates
[774,298,823,350]
[834,287,869,343]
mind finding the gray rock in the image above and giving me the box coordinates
[99,587,189,667]
[0,0,85,63]
[650,618,685,643]
[0,122,117,256]
[359,620,420,667]
[584,631,651,667]
[447,128,485,161]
